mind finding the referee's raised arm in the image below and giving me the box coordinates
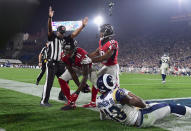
[71,17,88,38]
[48,6,54,37]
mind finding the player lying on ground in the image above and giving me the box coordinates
[96,74,191,127]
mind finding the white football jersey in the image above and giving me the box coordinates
[161,56,170,68]
[96,88,139,126]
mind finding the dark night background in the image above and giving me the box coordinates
[1,0,191,47]
[0,0,191,66]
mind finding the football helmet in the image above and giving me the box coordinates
[63,39,77,55]
[163,53,169,57]
[100,24,114,38]
[97,74,116,94]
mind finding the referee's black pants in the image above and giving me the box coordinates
[36,61,46,83]
[40,60,66,104]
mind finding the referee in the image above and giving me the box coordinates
[40,6,88,106]
[36,42,49,85]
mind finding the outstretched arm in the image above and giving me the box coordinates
[66,64,89,94]
[77,64,89,92]
[88,48,100,58]
[48,6,54,37]
[38,53,42,67]
[120,91,146,108]
[71,17,88,38]
[91,49,113,63]
[66,65,81,88]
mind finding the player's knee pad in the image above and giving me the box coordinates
[59,70,72,81]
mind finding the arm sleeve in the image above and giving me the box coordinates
[40,47,46,54]
[113,88,130,102]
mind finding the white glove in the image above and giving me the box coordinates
[81,56,92,64]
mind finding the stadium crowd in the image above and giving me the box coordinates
[1,24,191,76]
[118,34,191,76]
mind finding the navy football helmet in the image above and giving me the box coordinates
[97,74,116,94]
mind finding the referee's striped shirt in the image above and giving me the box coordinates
[40,46,48,60]
[47,33,72,61]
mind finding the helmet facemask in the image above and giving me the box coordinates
[63,40,77,57]
[97,74,116,94]
[100,24,114,40]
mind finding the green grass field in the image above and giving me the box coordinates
[0,67,191,131]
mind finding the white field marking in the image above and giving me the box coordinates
[147,97,191,101]
[120,82,191,86]
[0,78,191,131]
[0,128,6,131]
[147,79,161,80]
[0,79,92,106]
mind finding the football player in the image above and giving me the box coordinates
[96,74,191,127]
[160,53,170,83]
[82,24,119,108]
[58,38,97,110]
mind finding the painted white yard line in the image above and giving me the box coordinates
[0,79,92,107]
[0,78,191,131]
[148,97,191,101]
[120,82,191,86]
[0,128,6,131]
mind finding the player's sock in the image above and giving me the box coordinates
[91,86,98,103]
[70,93,79,104]
[162,74,165,81]
[58,78,71,100]
[164,74,166,81]
[82,86,97,108]
[169,104,186,115]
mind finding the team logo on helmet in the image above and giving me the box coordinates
[97,74,116,94]
[100,24,114,38]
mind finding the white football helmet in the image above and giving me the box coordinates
[163,53,169,57]
[97,74,116,94]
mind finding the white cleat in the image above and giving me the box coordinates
[162,80,166,84]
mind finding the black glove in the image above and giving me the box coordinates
[81,84,91,93]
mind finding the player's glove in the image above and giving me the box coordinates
[81,57,92,64]
[61,92,79,111]
[81,84,91,93]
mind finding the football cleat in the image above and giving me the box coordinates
[40,102,52,107]
[82,102,96,108]
[58,91,68,102]
[81,84,91,93]
[60,103,76,111]
[36,81,39,85]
